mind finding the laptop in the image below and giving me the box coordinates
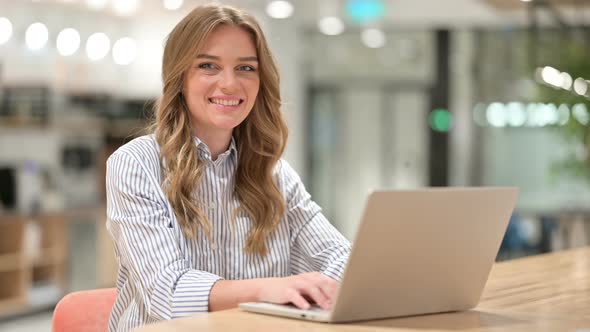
[239,187,519,323]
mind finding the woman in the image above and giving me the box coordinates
[106,3,350,331]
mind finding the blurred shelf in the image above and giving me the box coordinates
[0,116,46,128]
[32,247,66,267]
[0,253,25,272]
[0,294,59,320]
[106,118,149,138]
[0,85,50,126]
[0,297,27,319]
[0,215,67,319]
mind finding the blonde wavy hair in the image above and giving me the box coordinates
[152,4,288,256]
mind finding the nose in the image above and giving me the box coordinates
[218,69,238,92]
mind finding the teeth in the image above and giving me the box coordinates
[211,98,240,106]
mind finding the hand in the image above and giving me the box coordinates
[256,272,339,310]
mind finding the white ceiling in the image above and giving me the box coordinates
[3,0,589,28]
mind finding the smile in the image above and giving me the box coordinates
[208,98,244,106]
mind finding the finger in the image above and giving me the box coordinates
[323,279,339,300]
[317,283,337,308]
[287,289,311,310]
[313,274,340,303]
[303,286,330,310]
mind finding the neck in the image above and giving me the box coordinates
[193,129,232,161]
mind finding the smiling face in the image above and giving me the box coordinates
[183,24,260,140]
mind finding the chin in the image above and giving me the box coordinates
[213,120,243,131]
[214,115,248,129]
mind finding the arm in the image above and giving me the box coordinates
[210,161,349,311]
[106,151,222,319]
[209,273,338,311]
[280,161,351,281]
[208,279,261,311]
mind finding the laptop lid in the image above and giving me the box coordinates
[330,187,518,322]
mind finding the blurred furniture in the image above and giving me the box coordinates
[52,287,116,332]
[65,207,118,291]
[98,216,118,288]
[0,214,67,318]
[552,212,590,250]
[0,85,50,127]
[136,247,590,332]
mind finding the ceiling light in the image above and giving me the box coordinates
[557,104,570,125]
[346,0,386,23]
[26,22,49,50]
[318,16,345,36]
[86,32,111,61]
[560,72,573,90]
[506,102,527,127]
[56,28,81,56]
[266,1,294,19]
[572,103,589,125]
[163,0,183,10]
[573,78,588,96]
[113,37,137,65]
[361,28,386,48]
[0,17,13,45]
[540,66,561,87]
[86,0,109,10]
[112,0,139,16]
[486,102,507,127]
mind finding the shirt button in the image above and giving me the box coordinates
[211,243,218,250]
[209,202,217,210]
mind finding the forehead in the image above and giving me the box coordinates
[199,25,257,55]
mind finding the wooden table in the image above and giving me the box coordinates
[136,247,590,331]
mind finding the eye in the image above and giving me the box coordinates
[197,63,216,70]
[238,65,257,72]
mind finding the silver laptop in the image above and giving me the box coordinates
[240,187,519,323]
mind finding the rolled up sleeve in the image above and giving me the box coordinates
[106,150,222,320]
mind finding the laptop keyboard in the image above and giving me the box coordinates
[284,303,327,312]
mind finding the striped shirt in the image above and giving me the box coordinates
[105,134,351,331]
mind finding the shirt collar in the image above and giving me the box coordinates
[193,135,237,161]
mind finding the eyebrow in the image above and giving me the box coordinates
[196,54,258,62]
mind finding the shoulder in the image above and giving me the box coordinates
[111,134,160,161]
[273,159,305,195]
[274,158,301,182]
[273,159,314,208]
[107,134,162,178]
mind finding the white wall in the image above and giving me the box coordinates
[263,15,306,176]
[481,127,590,213]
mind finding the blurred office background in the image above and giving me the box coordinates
[0,0,589,329]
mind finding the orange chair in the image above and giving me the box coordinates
[52,288,117,332]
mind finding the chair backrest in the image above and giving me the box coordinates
[52,288,117,332]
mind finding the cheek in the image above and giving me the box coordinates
[196,77,213,94]
[187,75,212,94]
[184,79,210,113]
